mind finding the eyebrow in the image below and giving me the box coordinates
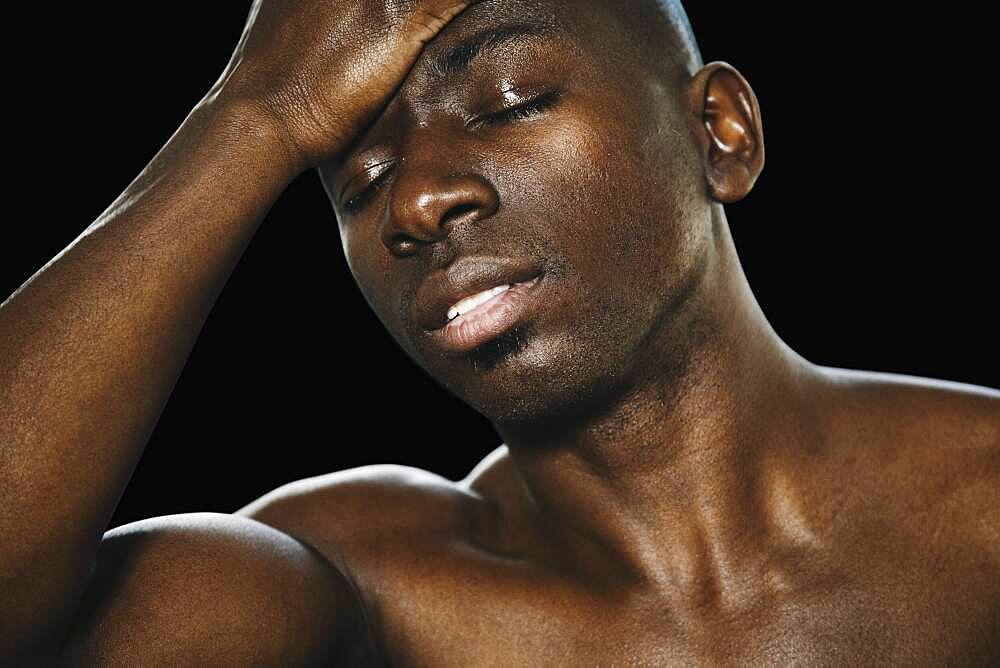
[427,21,555,80]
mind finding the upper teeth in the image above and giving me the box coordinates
[447,284,510,321]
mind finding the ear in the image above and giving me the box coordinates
[683,61,765,203]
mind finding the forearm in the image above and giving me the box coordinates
[0,92,296,648]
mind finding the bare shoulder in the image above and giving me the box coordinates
[816,366,1000,565]
[237,463,484,570]
[236,463,490,659]
[819,365,999,471]
[819,365,998,426]
[59,513,364,666]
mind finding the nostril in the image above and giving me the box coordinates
[443,203,479,227]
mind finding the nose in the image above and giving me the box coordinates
[380,165,500,257]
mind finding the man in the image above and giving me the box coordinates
[2,0,997,664]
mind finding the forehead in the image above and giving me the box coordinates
[323,0,639,172]
[429,0,570,49]
[405,0,583,90]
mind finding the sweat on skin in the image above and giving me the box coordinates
[2,0,998,665]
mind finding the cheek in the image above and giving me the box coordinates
[499,102,710,361]
[341,228,402,331]
[505,107,694,288]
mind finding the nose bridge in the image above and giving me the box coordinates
[380,126,499,255]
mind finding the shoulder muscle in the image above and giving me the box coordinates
[56,512,365,667]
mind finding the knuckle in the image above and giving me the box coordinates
[384,0,469,25]
[381,0,410,20]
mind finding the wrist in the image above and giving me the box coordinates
[194,89,308,182]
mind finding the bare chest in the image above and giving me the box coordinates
[362,551,997,666]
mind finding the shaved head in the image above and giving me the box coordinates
[653,0,702,75]
[575,0,702,92]
[540,0,703,98]
[620,0,703,80]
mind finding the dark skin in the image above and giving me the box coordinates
[2,0,997,665]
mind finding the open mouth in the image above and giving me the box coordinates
[428,272,544,354]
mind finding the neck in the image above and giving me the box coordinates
[495,206,826,606]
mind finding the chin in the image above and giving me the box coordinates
[442,326,628,432]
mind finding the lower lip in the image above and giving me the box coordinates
[429,274,544,354]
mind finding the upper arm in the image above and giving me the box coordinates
[50,513,366,667]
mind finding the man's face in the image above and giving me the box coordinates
[318,0,713,427]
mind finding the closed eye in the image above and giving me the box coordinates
[342,164,396,215]
[341,92,561,216]
[472,90,562,129]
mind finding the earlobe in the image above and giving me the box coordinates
[684,61,765,204]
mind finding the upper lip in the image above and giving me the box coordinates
[416,256,543,331]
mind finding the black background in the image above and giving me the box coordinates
[4,4,996,529]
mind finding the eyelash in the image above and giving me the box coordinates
[473,90,562,129]
[342,92,561,215]
[343,165,395,215]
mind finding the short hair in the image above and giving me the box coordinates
[607,0,703,84]
[655,0,703,75]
